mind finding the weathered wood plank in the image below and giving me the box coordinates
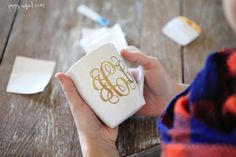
[0,0,84,156]
[140,0,182,83]
[108,0,143,47]
[0,0,163,156]
[183,0,236,83]
[122,0,182,156]
[126,144,161,157]
[118,117,159,156]
[0,0,20,63]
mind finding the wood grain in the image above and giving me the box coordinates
[140,0,182,83]
[183,0,236,83]
[118,117,159,156]
[126,144,161,157]
[3,0,231,156]
[0,0,20,63]
[0,0,161,156]
[119,0,181,156]
[108,0,144,47]
[0,0,83,156]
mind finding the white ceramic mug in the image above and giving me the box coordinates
[66,43,145,128]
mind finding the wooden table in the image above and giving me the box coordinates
[0,0,235,156]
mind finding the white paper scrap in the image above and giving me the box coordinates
[7,56,56,94]
[162,16,201,46]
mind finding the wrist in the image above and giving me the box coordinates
[78,133,119,157]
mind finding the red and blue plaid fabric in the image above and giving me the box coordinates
[158,49,236,157]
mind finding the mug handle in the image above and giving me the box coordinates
[124,46,144,95]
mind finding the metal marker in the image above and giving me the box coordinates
[77,5,110,27]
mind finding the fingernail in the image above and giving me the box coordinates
[55,73,62,82]
[121,49,128,55]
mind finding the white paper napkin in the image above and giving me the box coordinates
[7,56,56,94]
[80,24,128,53]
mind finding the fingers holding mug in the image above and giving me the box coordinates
[55,72,85,113]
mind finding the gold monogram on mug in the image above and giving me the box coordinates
[90,56,136,104]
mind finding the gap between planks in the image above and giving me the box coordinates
[179,0,185,83]
[0,0,21,64]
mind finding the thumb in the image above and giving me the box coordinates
[55,72,84,112]
[120,49,157,69]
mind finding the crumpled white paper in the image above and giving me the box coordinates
[80,24,128,53]
[7,56,56,94]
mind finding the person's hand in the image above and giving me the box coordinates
[55,73,119,157]
[121,50,188,116]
